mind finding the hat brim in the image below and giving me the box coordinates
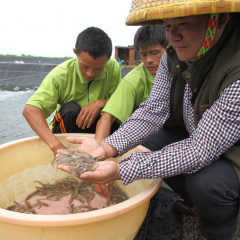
[126,0,240,25]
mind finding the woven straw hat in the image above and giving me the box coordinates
[126,0,240,25]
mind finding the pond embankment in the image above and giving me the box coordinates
[0,57,131,90]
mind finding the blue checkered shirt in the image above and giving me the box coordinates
[104,52,240,185]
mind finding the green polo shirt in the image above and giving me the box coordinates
[27,57,121,126]
[102,62,155,124]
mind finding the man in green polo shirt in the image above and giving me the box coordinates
[23,27,121,155]
[95,26,168,141]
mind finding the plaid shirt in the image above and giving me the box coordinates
[104,52,240,185]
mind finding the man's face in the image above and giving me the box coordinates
[163,15,210,61]
[75,51,108,81]
[139,44,166,75]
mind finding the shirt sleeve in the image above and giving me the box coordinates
[26,73,60,118]
[107,59,121,98]
[119,79,240,185]
[104,52,171,154]
[102,79,137,123]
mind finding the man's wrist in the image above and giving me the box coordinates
[116,164,121,180]
[48,137,66,154]
[102,142,118,158]
[97,99,107,109]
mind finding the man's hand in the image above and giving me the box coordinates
[76,100,107,129]
[52,143,68,156]
[58,161,121,197]
[58,137,120,197]
[66,136,118,159]
[82,161,121,197]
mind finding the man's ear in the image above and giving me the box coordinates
[73,48,77,55]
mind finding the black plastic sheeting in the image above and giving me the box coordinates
[0,62,58,89]
[134,187,182,240]
[0,56,66,65]
[0,58,131,91]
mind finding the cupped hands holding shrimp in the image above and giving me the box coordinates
[57,136,120,197]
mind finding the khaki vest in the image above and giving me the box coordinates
[165,13,240,180]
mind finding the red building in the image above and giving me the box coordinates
[115,46,141,66]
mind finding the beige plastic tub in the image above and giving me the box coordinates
[0,134,162,240]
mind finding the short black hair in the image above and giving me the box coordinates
[134,25,169,51]
[75,27,112,59]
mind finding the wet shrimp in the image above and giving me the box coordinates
[52,147,103,177]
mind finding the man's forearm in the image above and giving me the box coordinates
[22,105,65,155]
[95,112,116,141]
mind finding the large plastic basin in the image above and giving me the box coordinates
[0,134,162,240]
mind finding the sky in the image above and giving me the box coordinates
[1,0,140,58]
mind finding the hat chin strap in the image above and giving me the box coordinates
[191,13,219,61]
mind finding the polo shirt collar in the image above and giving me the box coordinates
[75,59,108,84]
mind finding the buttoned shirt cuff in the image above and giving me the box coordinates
[119,156,141,185]
[103,131,131,157]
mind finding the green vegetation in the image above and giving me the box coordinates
[0,54,72,59]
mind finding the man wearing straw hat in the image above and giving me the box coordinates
[58,1,240,239]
